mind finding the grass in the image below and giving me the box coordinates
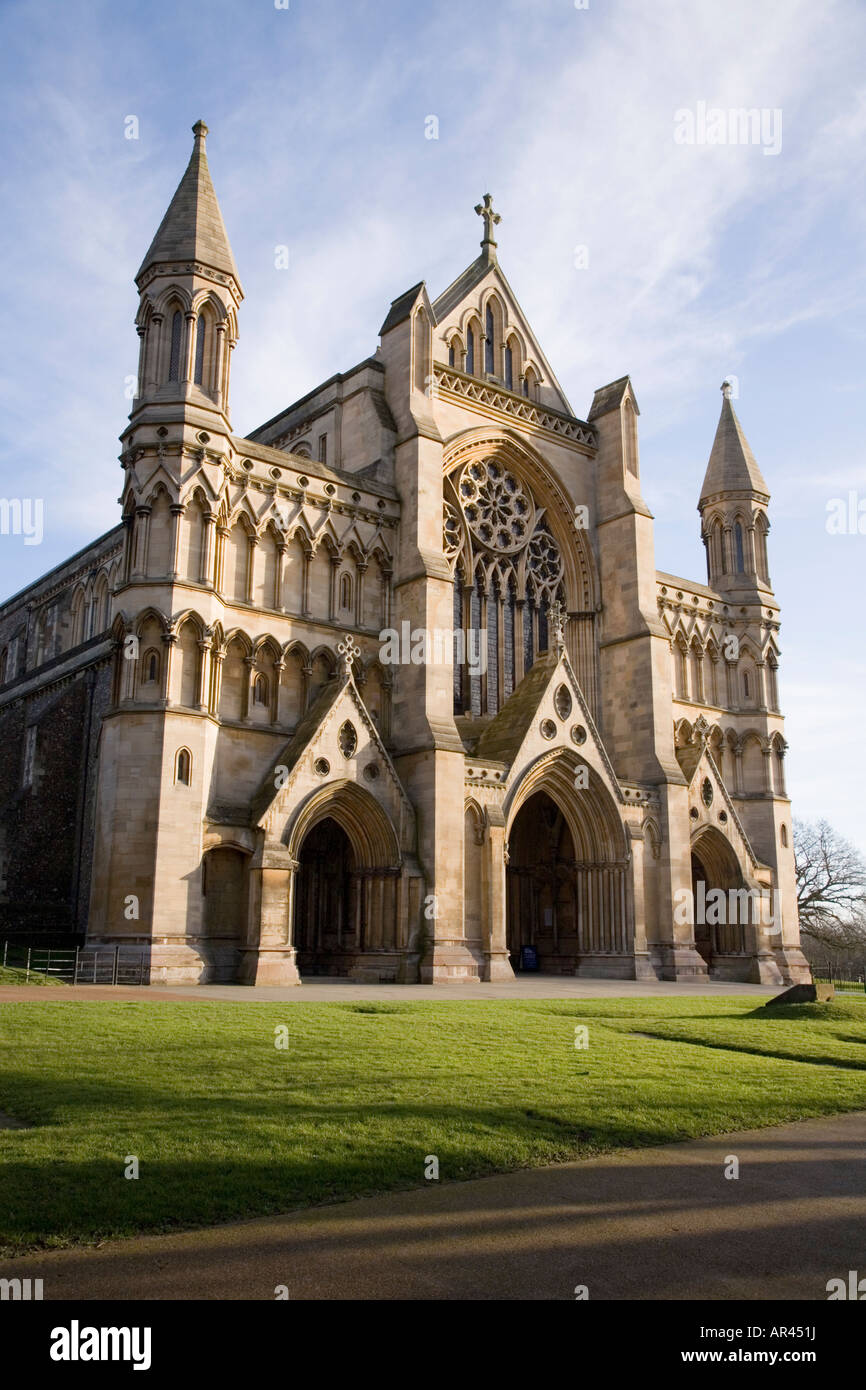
[0,995,865,1257]
[0,964,64,987]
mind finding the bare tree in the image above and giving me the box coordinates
[794,819,866,948]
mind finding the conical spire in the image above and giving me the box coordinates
[699,382,769,504]
[136,121,241,291]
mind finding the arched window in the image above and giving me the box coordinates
[504,342,514,391]
[734,522,745,573]
[523,366,538,400]
[143,648,160,684]
[339,572,352,609]
[168,310,183,383]
[742,668,751,701]
[466,326,475,375]
[780,824,788,847]
[448,340,455,367]
[175,748,192,785]
[485,305,494,374]
[253,673,269,706]
[194,316,206,386]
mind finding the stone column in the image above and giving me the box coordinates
[215,526,229,594]
[201,513,216,586]
[237,842,301,985]
[246,537,258,604]
[161,631,177,704]
[483,812,513,980]
[169,503,185,579]
[133,505,151,577]
[761,742,773,793]
[356,561,367,628]
[329,555,340,621]
[275,543,287,609]
[272,658,284,724]
[213,323,226,409]
[302,550,312,617]
[195,632,212,711]
[210,649,224,715]
[242,656,255,721]
[383,870,397,952]
[182,312,196,383]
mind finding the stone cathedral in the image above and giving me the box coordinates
[0,123,809,986]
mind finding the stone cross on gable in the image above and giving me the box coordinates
[337,634,361,678]
[475,193,501,250]
[546,598,566,654]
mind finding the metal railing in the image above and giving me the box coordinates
[1,941,149,985]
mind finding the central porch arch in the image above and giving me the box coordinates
[286,780,404,978]
[690,824,750,971]
[504,752,631,976]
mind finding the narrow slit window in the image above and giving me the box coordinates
[734,522,745,573]
[194,317,206,386]
[168,310,182,382]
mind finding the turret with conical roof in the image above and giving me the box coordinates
[698,383,772,594]
[136,120,242,294]
[130,120,242,429]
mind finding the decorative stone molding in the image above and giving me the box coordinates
[433,364,597,449]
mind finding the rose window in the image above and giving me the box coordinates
[458,458,534,553]
[527,526,563,590]
[443,501,462,564]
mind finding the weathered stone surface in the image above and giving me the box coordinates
[0,126,810,990]
[765,982,834,1006]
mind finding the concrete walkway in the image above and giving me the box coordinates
[0,975,778,1003]
[4,1111,865,1300]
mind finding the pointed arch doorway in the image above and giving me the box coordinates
[690,826,750,972]
[507,791,577,972]
[286,781,407,980]
[505,767,630,976]
[294,818,354,975]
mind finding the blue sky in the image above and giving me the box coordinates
[0,0,864,848]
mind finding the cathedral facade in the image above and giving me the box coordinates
[0,123,810,986]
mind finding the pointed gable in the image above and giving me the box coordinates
[251,668,416,851]
[476,646,623,810]
[677,733,763,875]
[433,256,575,416]
[136,121,242,295]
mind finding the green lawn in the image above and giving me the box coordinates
[1,995,865,1257]
[0,964,64,986]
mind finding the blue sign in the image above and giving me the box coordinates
[520,945,539,972]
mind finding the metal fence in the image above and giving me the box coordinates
[813,976,866,994]
[1,941,149,985]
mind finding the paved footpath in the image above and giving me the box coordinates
[0,976,777,1003]
[3,1111,865,1300]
